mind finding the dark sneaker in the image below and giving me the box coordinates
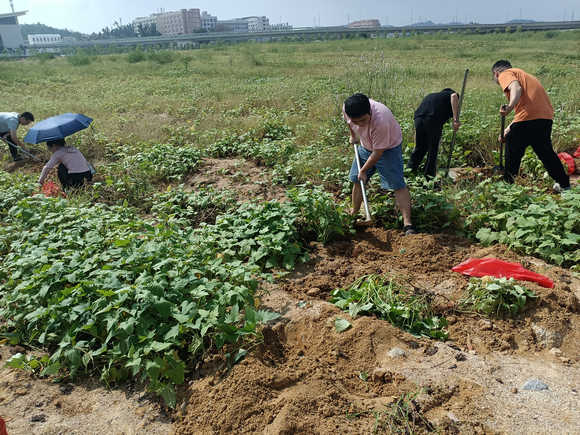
[404,225,418,236]
[13,155,26,162]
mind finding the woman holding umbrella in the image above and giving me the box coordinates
[38,139,93,190]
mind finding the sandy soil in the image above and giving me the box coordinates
[1,157,579,434]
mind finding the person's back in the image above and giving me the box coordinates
[414,90,455,126]
[497,68,553,122]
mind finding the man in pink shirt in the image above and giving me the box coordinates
[343,93,416,235]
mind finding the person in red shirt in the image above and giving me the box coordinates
[492,60,570,192]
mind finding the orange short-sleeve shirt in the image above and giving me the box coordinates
[498,68,553,123]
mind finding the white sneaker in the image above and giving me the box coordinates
[553,182,571,194]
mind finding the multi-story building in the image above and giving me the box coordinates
[349,19,381,29]
[201,11,218,30]
[0,11,26,50]
[216,19,249,32]
[28,34,61,45]
[132,13,163,35]
[242,16,269,31]
[157,9,202,36]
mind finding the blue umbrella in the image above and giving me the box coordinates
[24,113,93,144]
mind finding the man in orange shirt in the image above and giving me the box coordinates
[492,60,570,192]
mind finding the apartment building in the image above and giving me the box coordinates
[157,9,202,36]
[201,11,218,30]
[242,16,269,31]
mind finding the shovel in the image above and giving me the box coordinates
[353,143,373,226]
[493,113,506,172]
[445,69,469,180]
[1,137,43,162]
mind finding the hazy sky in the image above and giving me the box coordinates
[6,0,578,34]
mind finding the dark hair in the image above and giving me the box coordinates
[20,112,34,122]
[47,139,66,147]
[492,60,512,73]
[344,93,371,119]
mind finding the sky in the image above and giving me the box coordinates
[4,0,579,34]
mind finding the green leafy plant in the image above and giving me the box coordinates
[330,274,449,340]
[458,277,538,318]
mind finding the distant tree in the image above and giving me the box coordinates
[517,26,523,32]
[466,28,472,34]
[212,23,233,32]
[476,26,482,33]
[494,28,501,34]
[505,26,512,34]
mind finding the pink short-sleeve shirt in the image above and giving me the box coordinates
[343,99,402,151]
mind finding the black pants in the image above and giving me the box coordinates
[0,131,19,158]
[505,119,570,188]
[407,117,443,177]
[57,163,92,189]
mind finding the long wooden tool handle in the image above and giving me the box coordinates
[446,69,469,171]
[353,143,372,222]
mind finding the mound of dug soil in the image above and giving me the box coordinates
[174,228,580,435]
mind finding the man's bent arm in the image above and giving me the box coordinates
[500,80,522,116]
[9,129,30,152]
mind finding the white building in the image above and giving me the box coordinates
[201,11,217,30]
[28,34,61,45]
[132,13,163,35]
[216,19,248,32]
[269,23,292,31]
[0,11,26,50]
[242,16,269,31]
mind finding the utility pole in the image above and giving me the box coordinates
[572,4,575,21]
[411,10,413,26]
[348,14,350,24]
[519,5,522,19]
[564,7,567,21]
[9,0,14,12]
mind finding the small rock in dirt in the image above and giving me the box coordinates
[447,364,457,369]
[512,388,518,394]
[30,414,47,423]
[408,340,419,349]
[16,389,29,396]
[53,400,62,408]
[559,357,571,364]
[447,343,461,351]
[446,316,456,325]
[496,378,503,384]
[549,347,563,356]
[523,380,549,391]
[447,412,460,423]
[59,384,74,395]
[532,324,564,349]
[454,352,467,361]
[387,347,405,358]
[468,350,476,355]
[35,402,43,407]
[306,287,321,296]
[478,320,492,331]
[426,347,438,356]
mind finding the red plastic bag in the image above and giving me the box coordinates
[573,145,580,158]
[557,152,575,175]
[452,257,554,288]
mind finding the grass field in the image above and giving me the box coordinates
[1,30,579,407]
